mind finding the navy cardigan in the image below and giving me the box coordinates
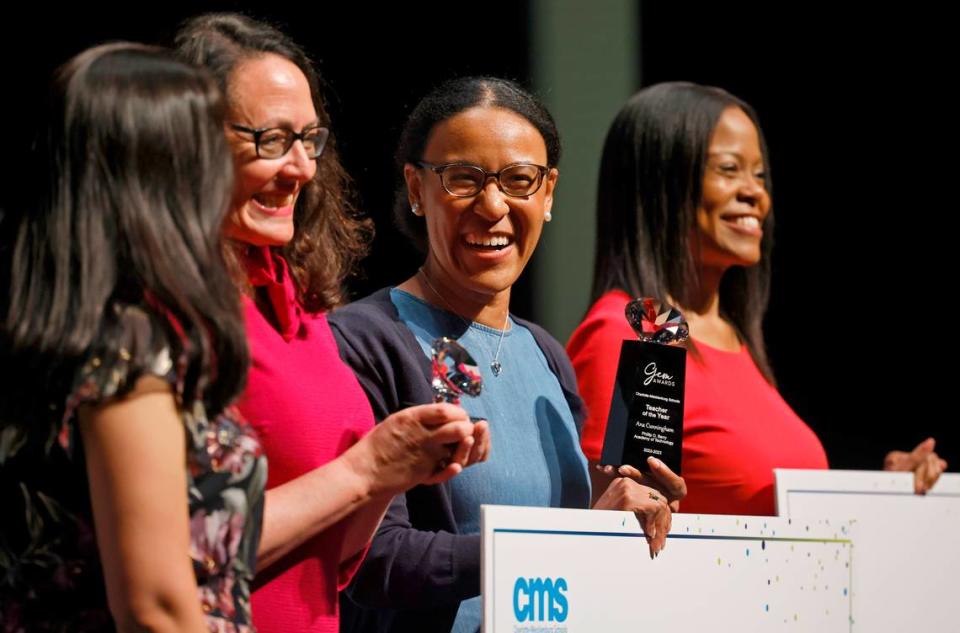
[328,288,586,633]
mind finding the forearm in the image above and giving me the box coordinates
[338,493,392,564]
[257,402,477,570]
[111,595,208,633]
[589,460,615,507]
[257,447,374,569]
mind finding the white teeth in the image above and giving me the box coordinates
[465,234,512,247]
[254,193,293,209]
[734,216,760,229]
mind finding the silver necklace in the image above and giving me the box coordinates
[417,268,508,377]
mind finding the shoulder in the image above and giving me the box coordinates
[57,303,185,451]
[329,288,434,417]
[73,304,181,403]
[328,287,426,375]
[328,288,406,349]
[329,288,398,332]
[569,291,633,348]
[567,291,636,374]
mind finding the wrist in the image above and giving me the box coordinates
[339,439,380,501]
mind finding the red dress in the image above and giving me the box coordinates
[238,247,374,633]
[567,290,828,516]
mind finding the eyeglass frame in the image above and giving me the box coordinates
[414,160,550,198]
[229,123,330,159]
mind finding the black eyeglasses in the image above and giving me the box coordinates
[230,123,330,159]
[415,161,549,197]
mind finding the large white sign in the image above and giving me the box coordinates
[482,505,853,632]
[776,469,960,632]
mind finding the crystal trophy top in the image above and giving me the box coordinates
[625,297,689,345]
[431,337,483,405]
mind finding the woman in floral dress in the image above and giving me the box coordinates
[0,43,266,632]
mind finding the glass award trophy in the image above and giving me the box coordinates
[431,337,483,405]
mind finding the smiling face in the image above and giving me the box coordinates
[695,106,771,271]
[224,53,318,247]
[404,106,557,309]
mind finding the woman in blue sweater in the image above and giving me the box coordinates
[330,76,687,633]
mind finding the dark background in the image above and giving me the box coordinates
[4,3,955,471]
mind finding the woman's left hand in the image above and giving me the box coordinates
[884,437,948,494]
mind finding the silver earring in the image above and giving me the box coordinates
[544,211,552,222]
[412,202,423,216]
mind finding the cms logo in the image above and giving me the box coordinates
[512,576,568,622]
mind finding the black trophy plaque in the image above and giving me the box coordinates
[599,298,688,474]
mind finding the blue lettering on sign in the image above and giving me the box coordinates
[512,577,568,622]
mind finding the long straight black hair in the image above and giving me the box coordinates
[591,82,775,381]
[0,43,248,423]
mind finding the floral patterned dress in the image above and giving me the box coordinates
[0,305,267,632]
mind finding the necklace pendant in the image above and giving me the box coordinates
[490,360,502,377]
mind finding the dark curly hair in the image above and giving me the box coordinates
[175,12,373,311]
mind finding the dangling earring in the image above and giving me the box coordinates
[412,202,423,216]
[544,210,552,223]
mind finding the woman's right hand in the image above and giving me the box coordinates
[596,457,687,511]
[257,403,489,569]
[591,457,687,558]
[593,476,673,558]
[351,403,490,496]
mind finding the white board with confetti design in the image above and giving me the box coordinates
[482,504,854,632]
[775,469,960,632]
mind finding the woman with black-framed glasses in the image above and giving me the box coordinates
[175,13,488,633]
[328,76,687,633]
[228,123,330,160]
